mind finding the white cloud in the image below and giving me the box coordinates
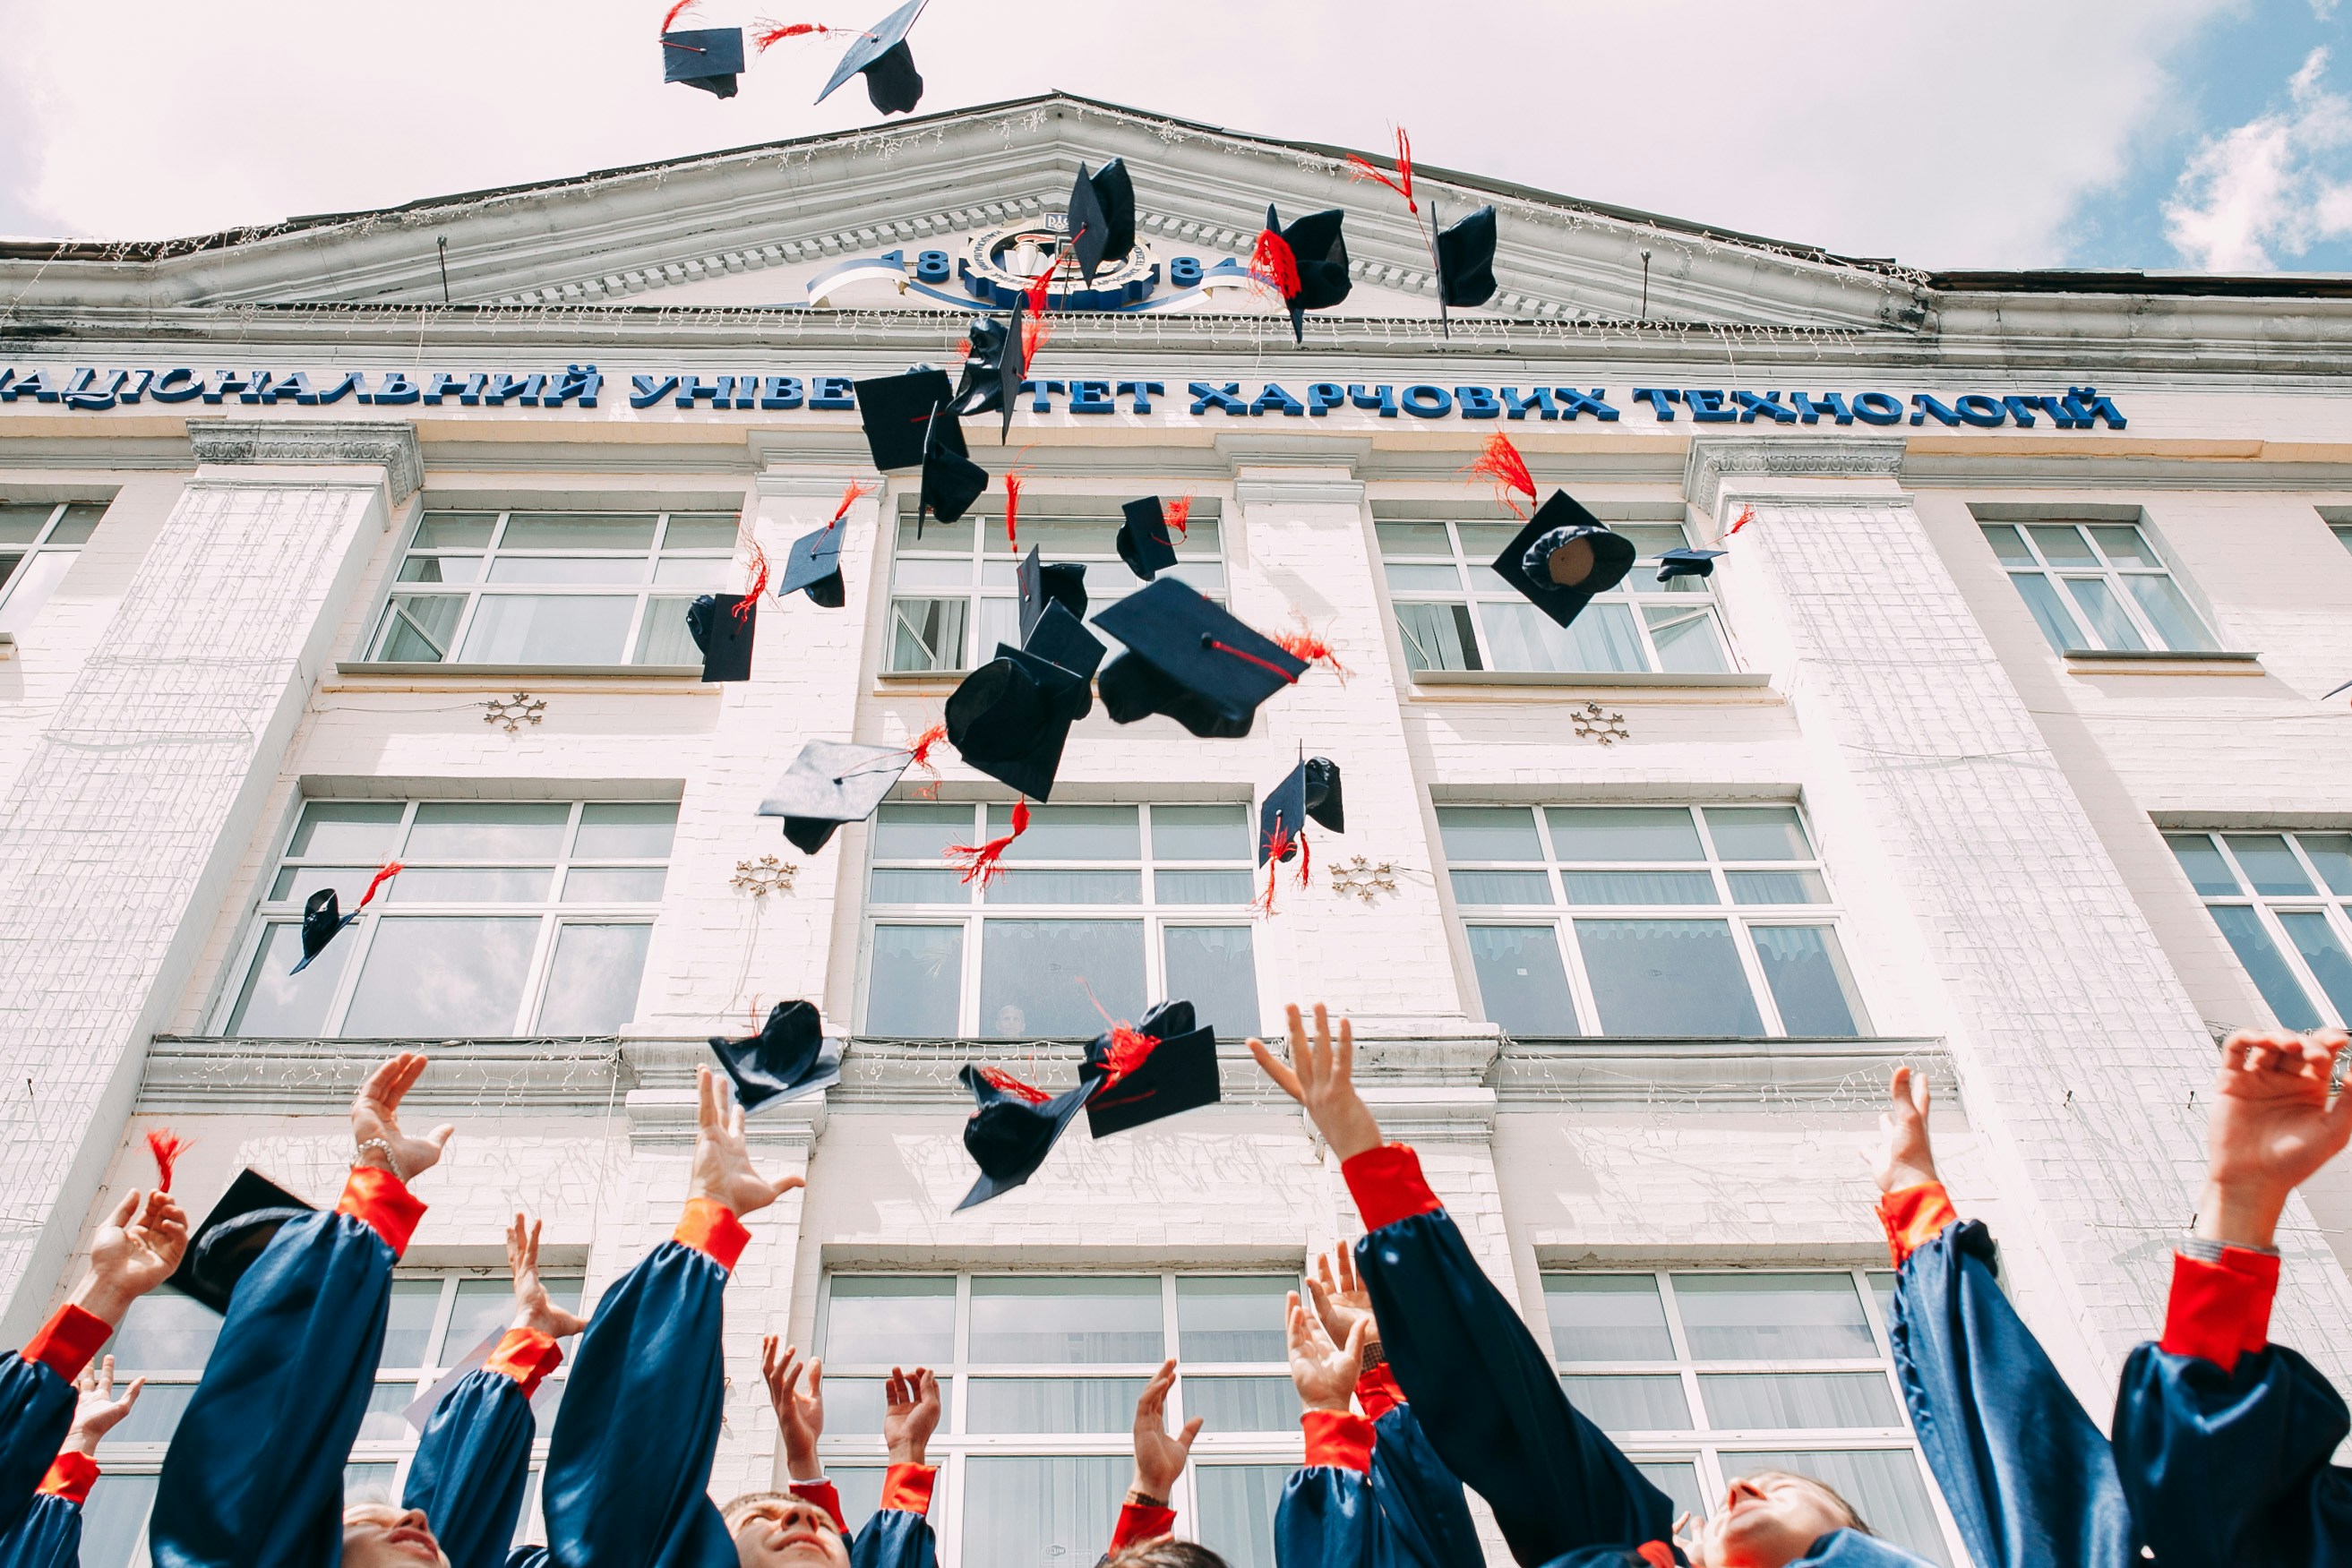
[2165,46,2352,270]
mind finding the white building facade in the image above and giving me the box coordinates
[4,92,2352,1568]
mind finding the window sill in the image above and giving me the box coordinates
[1493,1034,1951,1107]
[2060,649,2262,675]
[333,661,708,681]
[1409,670,1777,697]
[876,668,966,683]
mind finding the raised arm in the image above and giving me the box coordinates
[0,1358,149,1568]
[847,1365,943,1568]
[1271,1287,1378,1568]
[1105,1359,1199,1558]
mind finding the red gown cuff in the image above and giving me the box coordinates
[37,1452,97,1505]
[1111,1501,1178,1552]
[789,1478,847,1534]
[674,1198,751,1273]
[1301,1409,1375,1473]
[880,1462,937,1516]
[1354,1362,1403,1423]
[1876,1181,1961,1270]
[2162,1247,2280,1373]
[22,1305,111,1382]
[1342,1144,1443,1234]
[337,1166,427,1257]
[485,1327,564,1397]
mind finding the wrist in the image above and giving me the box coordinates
[886,1442,926,1468]
[1877,1159,1938,1195]
[1126,1485,1168,1509]
[2196,1180,2288,1250]
[1300,1393,1352,1413]
[354,1138,402,1178]
[1359,1339,1385,1371]
[785,1449,825,1483]
[65,1275,135,1329]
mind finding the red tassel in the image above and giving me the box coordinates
[906,723,948,773]
[1021,314,1052,373]
[752,21,840,50]
[1257,823,1295,916]
[830,479,874,528]
[1098,1026,1161,1087]
[735,538,769,617]
[357,861,403,909]
[1205,638,1300,684]
[1024,254,1059,318]
[978,1067,1051,1106]
[145,1128,186,1192]
[1275,621,1348,685]
[1250,227,1302,302]
[659,0,699,30]
[1163,493,1192,540]
[1003,474,1022,553]
[1465,432,1537,516]
[1726,504,1755,536]
[946,798,1030,887]
[1343,127,1417,214]
[1296,829,1311,890]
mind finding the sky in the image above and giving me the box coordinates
[0,0,2346,274]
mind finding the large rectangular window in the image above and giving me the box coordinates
[817,1272,1298,1568]
[885,502,1226,673]
[366,508,742,666]
[1979,519,2219,655]
[1544,1268,1953,1565]
[864,803,1260,1040]
[223,799,674,1038]
[2167,829,2352,1030]
[0,501,104,633]
[1377,513,1730,677]
[1441,804,1868,1039]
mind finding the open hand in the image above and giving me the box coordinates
[1249,1004,1383,1161]
[62,1357,143,1457]
[1286,1290,1366,1414]
[2198,1030,2352,1248]
[352,1053,454,1181]
[1130,1358,1201,1502]
[762,1337,825,1481]
[691,1067,804,1218]
[75,1188,189,1325]
[1307,1250,1380,1370]
[506,1213,588,1339]
[884,1365,941,1467]
[1870,1066,1939,1195]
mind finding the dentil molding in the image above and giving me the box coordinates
[188,418,425,502]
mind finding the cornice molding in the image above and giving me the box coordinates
[1491,1036,1952,1108]
[1682,433,1907,517]
[186,417,424,501]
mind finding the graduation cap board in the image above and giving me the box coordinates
[780,525,846,607]
[956,1065,1099,1211]
[1258,757,1344,867]
[662,26,746,97]
[1489,492,1637,630]
[1257,205,1352,345]
[711,999,842,1111]
[1022,599,1106,688]
[919,402,989,536]
[1082,999,1221,1138]
[757,738,916,854]
[1657,547,1726,583]
[1064,160,1137,287]
[291,864,400,975]
[1435,204,1499,309]
[1091,578,1308,740]
[946,647,1088,801]
[404,1323,566,1432]
[1116,498,1180,581]
[817,0,927,115]
[1017,547,1088,642]
[687,594,756,681]
[855,369,966,473]
[167,1169,315,1315]
[950,315,1019,432]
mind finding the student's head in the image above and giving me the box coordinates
[341,1505,449,1568]
[1693,1470,1869,1568]
[1104,1540,1228,1568]
[725,1493,853,1568]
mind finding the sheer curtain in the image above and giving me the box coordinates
[960,1456,1127,1568]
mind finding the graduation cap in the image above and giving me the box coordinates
[1064,159,1137,287]
[951,315,1019,426]
[1024,599,1106,689]
[919,404,989,535]
[758,738,916,853]
[1091,578,1308,740]
[167,1169,315,1315]
[1436,205,1498,309]
[779,525,847,608]
[1489,492,1636,630]
[687,594,756,681]
[956,1064,1098,1211]
[662,25,746,97]
[1258,757,1343,867]
[1253,205,1352,346]
[291,864,399,975]
[710,999,842,1111]
[1656,546,1726,583]
[1017,546,1088,642]
[816,0,927,115]
[856,369,965,473]
[946,647,1088,801]
[1116,497,1180,582]
[1081,999,1221,1138]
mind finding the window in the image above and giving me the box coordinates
[366,508,741,666]
[885,503,1226,673]
[224,799,674,1038]
[817,1272,1299,1568]
[1543,1269,1953,1566]
[863,803,1261,1040]
[1376,514,1730,676]
[2167,830,2352,1029]
[0,501,104,633]
[86,1269,584,1565]
[1979,519,2218,655]
[2331,522,2352,558]
[1440,805,1868,1039]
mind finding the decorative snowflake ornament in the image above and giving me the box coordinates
[482,692,545,733]
[1571,701,1630,745]
[1329,856,1399,905]
[731,856,797,897]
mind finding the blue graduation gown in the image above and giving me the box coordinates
[0,1495,80,1568]
[1274,1398,1481,1568]
[404,1358,541,1568]
[0,1334,90,1538]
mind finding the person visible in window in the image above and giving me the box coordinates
[1103,1358,1205,1564]
[2112,1028,2352,1567]
[737,1335,941,1568]
[1251,1003,1927,1568]
[0,1356,148,1568]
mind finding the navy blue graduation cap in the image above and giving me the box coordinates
[816,0,927,115]
[919,402,989,534]
[856,369,963,472]
[710,999,841,1111]
[955,1064,1099,1211]
[1017,546,1088,641]
[168,1169,315,1315]
[1656,546,1725,583]
[1258,757,1343,866]
[946,647,1088,801]
[950,315,1019,433]
[662,25,746,97]
[1436,205,1498,308]
[1490,492,1635,630]
[1082,999,1221,1138]
[780,525,847,607]
[1116,497,1180,581]
[687,593,757,681]
[758,738,914,853]
[1091,578,1307,740]
[291,864,399,974]
[1024,599,1106,689]
[1256,205,1352,345]
[1064,160,1137,286]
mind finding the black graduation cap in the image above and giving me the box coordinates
[856,369,965,473]
[951,315,1016,421]
[955,1064,1099,1211]
[1116,498,1180,581]
[294,890,355,974]
[687,594,756,681]
[710,999,841,1111]
[1091,578,1307,740]
[1017,547,1088,642]
[167,1169,315,1315]
[1064,160,1137,286]
[662,26,746,98]
[1489,492,1636,630]
[1023,599,1106,688]
[757,738,914,853]
[946,647,1087,801]
[1081,999,1221,1138]
[816,0,927,115]
[1656,547,1726,583]
[1262,205,1352,345]
[1436,205,1498,308]
[779,525,846,608]
[1258,757,1344,866]
[919,406,990,535]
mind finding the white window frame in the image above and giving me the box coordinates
[2167,829,2352,1030]
[1979,518,2219,655]
[0,500,105,632]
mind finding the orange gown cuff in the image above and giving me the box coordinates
[21,1305,110,1383]
[1111,1501,1178,1552]
[879,1462,937,1515]
[37,1452,97,1505]
[337,1166,427,1257]
[789,1478,847,1533]
[1876,1181,1961,1270]
[1342,1144,1442,1234]
[673,1198,751,1273]
[1355,1362,1404,1423]
[485,1327,564,1397]
[1301,1409,1375,1473]
[2162,1248,2279,1373]
[2219,1245,2281,1356]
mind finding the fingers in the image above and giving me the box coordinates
[119,1375,143,1411]
[1336,1014,1352,1087]
[1911,1066,1932,1116]
[96,1356,113,1401]
[806,1358,822,1399]
[1888,1065,1909,1107]
[886,1367,908,1406]
[761,1334,782,1384]
[102,1189,138,1231]
[1309,1003,1331,1084]
[1340,1316,1369,1364]
[1305,1273,1333,1324]
[917,1368,939,1405]
[731,1103,747,1142]
[1336,1247,1360,1296]
[1177,1415,1203,1452]
[1286,1004,1311,1089]
[772,1173,807,1199]
[425,1124,455,1155]
[1137,1358,1174,1421]
[698,1067,721,1131]
[1247,1037,1304,1103]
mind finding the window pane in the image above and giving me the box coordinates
[1634,1462,1706,1526]
[968,1277,1162,1363]
[983,870,1142,904]
[1979,524,2034,565]
[875,804,975,861]
[227,923,348,1037]
[1674,1274,1874,1359]
[342,917,540,1036]
[2027,525,2096,565]
[0,504,47,543]
[407,802,569,860]
[399,556,479,584]
[416,513,496,548]
[871,869,970,904]
[575,802,677,858]
[0,551,73,632]
[380,1279,445,1367]
[2208,906,2322,1030]
[652,557,727,587]
[664,515,743,550]
[501,513,659,550]
[898,510,974,551]
[1752,927,1867,1037]
[2167,834,2238,895]
[1151,805,1249,861]
[1575,920,1764,1036]
[486,556,647,585]
[388,867,553,902]
[2008,572,2082,654]
[824,1278,957,1364]
[1548,808,1704,862]
[271,865,383,903]
[81,1475,157,1568]
[1157,870,1256,904]
[357,1381,417,1441]
[2087,525,2159,566]
[1385,561,1464,593]
[47,502,100,539]
[1727,1452,1950,1567]
[991,805,1140,861]
[1163,926,1258,1038]
[1451,870,1555,905]
[865,926,963,1036]
[2060,577,2145,652]
[1375,522,1453,556]
[1437,807,1542,861]
[1185,1376,1296,1431]
[440,1279,521,1364]
[1545,1275,1674,1361]
[373,595,464,661]
[289,801,405,860]
[562,867,667,903]
[889,597,966,671]
[1481,601,1645,674]
[1644,604,1730,673]
[2224,835,2314,895]
[1727,870,1830,904]
[817,1376,955,1435]
[1700,1373,1898,1429]
[2123,574,2219,653]
[1177,1276,1291,1360]
[966,1377,1146,1433]
[2278,913,2352,1021]
[536,924,651,1033]
[107,1289,219,1369]
[1561,1374,1691,1433]
[1704,806,1812,861]
[1465,926,1577,1037]
[635,597,700,664]
[1560,871,1718,905]
[1195,1465,1290,1568]
[1394,602,1481,673]
[2298,833,2352,895]
[458,595,637,664]
[978,921,1145,1038]
[103,1380,194,1444]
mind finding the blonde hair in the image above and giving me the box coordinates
[1740,1470,1873,1537]
[1103,1541,1229,1568]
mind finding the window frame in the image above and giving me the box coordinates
[0,500,105,632]
[1978,518,2219,655]
[2167,828,2352,1030]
